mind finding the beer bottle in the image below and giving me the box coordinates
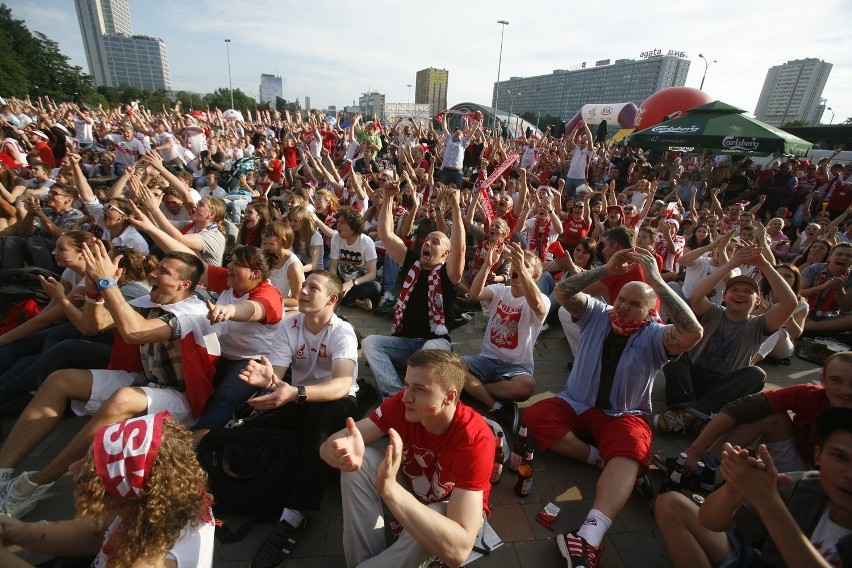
[514,448,535,497]
[490,432,505,484]
[509,423,529,472]
[660,452,687,494]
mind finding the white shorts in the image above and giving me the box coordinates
[71,370,197,426]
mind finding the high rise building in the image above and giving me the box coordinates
[492,56,690,121]
[754,58,833,126]
[358,92,385,120]
[415,68,448,118]
[74,0,171,91]
[305,96,311,111]
[259,73,283,104]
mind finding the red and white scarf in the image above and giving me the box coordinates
[391,261,448,337]
[609,310,655,336]
[528,218,552,262]
[808,266,848,317]
[94,412,168,499]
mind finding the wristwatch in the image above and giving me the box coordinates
[295,385,307,405]
[96,278,118,291]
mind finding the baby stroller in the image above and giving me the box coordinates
[219,156,261,191]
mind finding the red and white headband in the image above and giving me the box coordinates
[93,411,169,500]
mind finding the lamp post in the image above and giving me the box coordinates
[493,20,509,131]
[224,39,234,109]
[827,107,835,125]
[698,53,716,91]
[506,90,520,138]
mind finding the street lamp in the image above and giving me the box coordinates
[827,106,835,125]
[506,90,521,138]
[493,20,509,131]
[698,53,716,91]
[224,39,234,109]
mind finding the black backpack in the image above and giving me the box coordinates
[196,424,300,516]
[0,267,57,317]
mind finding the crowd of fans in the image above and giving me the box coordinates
[0,92,850,567]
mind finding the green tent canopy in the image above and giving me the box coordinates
[627,100,813,157]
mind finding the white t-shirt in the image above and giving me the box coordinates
[155,132,183,163]
[268,313,359,396]
[292,231,324,266]
[480,284,549,373]
[105,134,148,166]
[567,146,592,179]
[214,282,282,360]
[61,268,85,289]
[809,506,851,567]
[94,516,214,568]
[73,116,94,144]
[199,184,227,199]
[269,254,303,304]
[682,255,740,305]
[83,199,149,254]
[330,233,377,266]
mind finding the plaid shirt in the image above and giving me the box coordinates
[32,207,85,239]
[134,308,184,390]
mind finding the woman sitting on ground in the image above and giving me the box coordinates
[0,412,215,567]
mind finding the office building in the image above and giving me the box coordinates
[74,0,171,91]
[492,56,690,121]
[259,73,283,104]
[358,91,385,121]
[415,68,448,118]
[754,58,833,126]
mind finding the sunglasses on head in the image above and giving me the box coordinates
[105,203,129,215]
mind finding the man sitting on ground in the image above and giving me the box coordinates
[657,244,797,434]
[655,407,852,568]
[0,244,219,518]
[461,242,549,433]
[677,350,852,473]
[801,242,852,337]
[523,247,703,567]
[236,271,359,567]
[321,350,494,568]
[361,184,464,398]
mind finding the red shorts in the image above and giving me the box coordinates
[523,397,652,471]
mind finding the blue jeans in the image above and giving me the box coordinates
[194,358,257,431]
[381,254,401,296]
[536,272,561,320]
[361,335,451,397]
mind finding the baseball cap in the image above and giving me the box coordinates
[725,275,759,293]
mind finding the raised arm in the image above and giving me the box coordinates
[446,188,465,284]
[690,245,761,316]
[627,247,703,355]
[555,249,633,320]
[378,182,408,266]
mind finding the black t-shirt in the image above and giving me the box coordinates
[352,157,379,176]
[595,329,631,410]
[396,249,457,339]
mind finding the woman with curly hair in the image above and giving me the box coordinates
[0,412,215,567]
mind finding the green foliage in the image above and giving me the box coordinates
[520,112,564,134]
[782,119,810,127]
[0,4,95,100]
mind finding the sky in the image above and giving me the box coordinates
[7,0,852,124]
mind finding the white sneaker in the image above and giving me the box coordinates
[0,471,54,519]
[0,468,14,491]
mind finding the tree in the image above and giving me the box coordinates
[0,5,95,100]
[520,112,564,134]
[783,119,810,127]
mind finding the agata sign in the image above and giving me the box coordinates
[640,49,687,59]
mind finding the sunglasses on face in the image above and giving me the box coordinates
[105,203,129,216]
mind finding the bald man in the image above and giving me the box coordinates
[523,247,703,568]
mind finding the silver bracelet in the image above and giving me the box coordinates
[38,519,49,540]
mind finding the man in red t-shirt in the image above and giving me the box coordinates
[322,350,494,567]
[677,350,852,471]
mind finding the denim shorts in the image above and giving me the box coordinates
[462,355,531,384]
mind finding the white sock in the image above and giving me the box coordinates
[279,508,305,527]
[12,471,40,497]
[576,508,612,549]
[491,402,503,412]
[586,446,605,470]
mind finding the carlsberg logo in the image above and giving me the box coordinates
[650,125,700,134]
[722,137,760,150]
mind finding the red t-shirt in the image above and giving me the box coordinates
[370,392,493,514]
[764,383,830,468]
[282,146,298,168]
[206,265,284,325]
[601,264,661,311]
[561,218,591,246]
[268,158,283,183]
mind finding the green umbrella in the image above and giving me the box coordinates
[627,100,813,157]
